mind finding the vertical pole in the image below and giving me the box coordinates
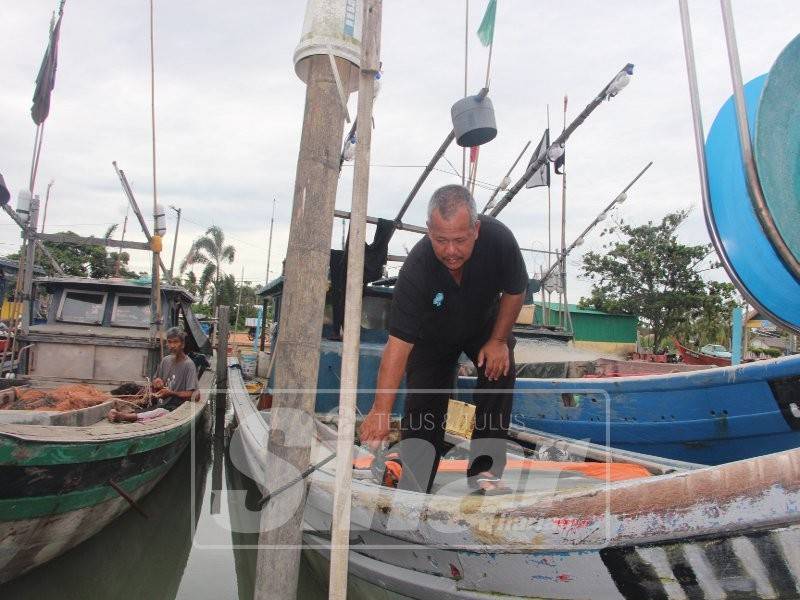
[731,306,743,365]
[546,105,552,326]
[148,0,163,359]
[169,206,181,282]
[20,196,40,338]
[254,53,352,600]
[41,180,54,233]
[559,95,574,334]
[215,305,230,417]
[234,265,245,338]
[265,198,276,284]
[462,0,468,186]
[328,3,381,599]
[258,299,269,352]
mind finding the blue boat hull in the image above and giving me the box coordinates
[457,355,800,465]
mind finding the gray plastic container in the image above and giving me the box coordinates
[450,94,497,147]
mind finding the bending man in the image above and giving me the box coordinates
[359,185,527,493]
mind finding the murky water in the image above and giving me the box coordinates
[0,415,332,600]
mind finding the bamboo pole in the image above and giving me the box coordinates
[482,140,530,213]
[20,196,39,338]
[253,51,352,600]
[168,206,181,282]
[329,3,381,598]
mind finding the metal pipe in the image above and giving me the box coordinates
[540,161,653,283]
[719,0,800,282]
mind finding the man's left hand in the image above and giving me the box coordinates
[155,387,172,398]
[477,339,509,381]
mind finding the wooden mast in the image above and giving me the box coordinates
[253,43,354,600]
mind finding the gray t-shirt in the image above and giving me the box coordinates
[155,355,198,406]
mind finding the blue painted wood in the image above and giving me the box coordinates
[456,355,800,465]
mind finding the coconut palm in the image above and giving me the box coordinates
[180,226,235,314]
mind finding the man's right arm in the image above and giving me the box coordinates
[359,335,413,448]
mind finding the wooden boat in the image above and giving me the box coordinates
[260,276,800,465]
[0,430,210,598]
[227,362,800,600]
[673,338,732,367]
[0,276,212,583]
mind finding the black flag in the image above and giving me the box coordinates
[31,5,65,126]
[525,129,550,189]
[554,146,565,175]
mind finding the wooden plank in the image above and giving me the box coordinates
[328,3,381,598]
[35,232,151,252]
[334,209,427,235]
[20,333,155,349]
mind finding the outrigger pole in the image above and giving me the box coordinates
[538,161,653,285]
[112,162,169,277]
[488,63,635,218]
[481,139,531,214]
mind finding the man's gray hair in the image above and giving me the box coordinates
[165,327,186,342]
[427,184,478,225]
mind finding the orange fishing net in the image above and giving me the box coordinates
[6,384,114,411]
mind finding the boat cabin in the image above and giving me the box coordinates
[19,277,210,383]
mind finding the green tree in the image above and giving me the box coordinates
[179,226,235,316]
[5,224,136,278]
[579,210,710,352]
[675,281,740,348]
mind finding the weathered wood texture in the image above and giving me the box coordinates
[253,53,352,600]
[214,306,230,390]
[20,197,40,337]
[328,2,382,599]
[34,232,151,252]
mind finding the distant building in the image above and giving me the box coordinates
[745,309,797,356]
[518,302,638,356]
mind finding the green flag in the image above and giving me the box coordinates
[477,0,497,47]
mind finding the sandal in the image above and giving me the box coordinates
[471,472,512,496]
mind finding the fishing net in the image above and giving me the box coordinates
[1,383,147,412]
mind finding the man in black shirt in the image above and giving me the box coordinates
[359,184,527,493]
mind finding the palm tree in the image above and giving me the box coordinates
[180,226,235,315]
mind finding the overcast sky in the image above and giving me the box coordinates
[2,1,799,302]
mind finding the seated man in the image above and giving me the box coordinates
[108,327,199,423]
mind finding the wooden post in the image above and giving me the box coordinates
[253,53,353,600]
[215,305,230,391]
[20,196,40,337]
[169,206,181,283]
[329,2,381,599]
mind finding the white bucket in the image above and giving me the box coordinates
[294,0,362,91]
[240,352,258,380]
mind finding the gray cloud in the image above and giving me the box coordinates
[2,0,798,299]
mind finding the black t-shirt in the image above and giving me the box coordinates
[389,215,528,347]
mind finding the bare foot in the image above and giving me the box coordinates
[107,409,119,423]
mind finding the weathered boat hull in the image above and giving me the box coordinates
[0,380,209,584]
[459,354,800,464]
[227,361,800,599]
